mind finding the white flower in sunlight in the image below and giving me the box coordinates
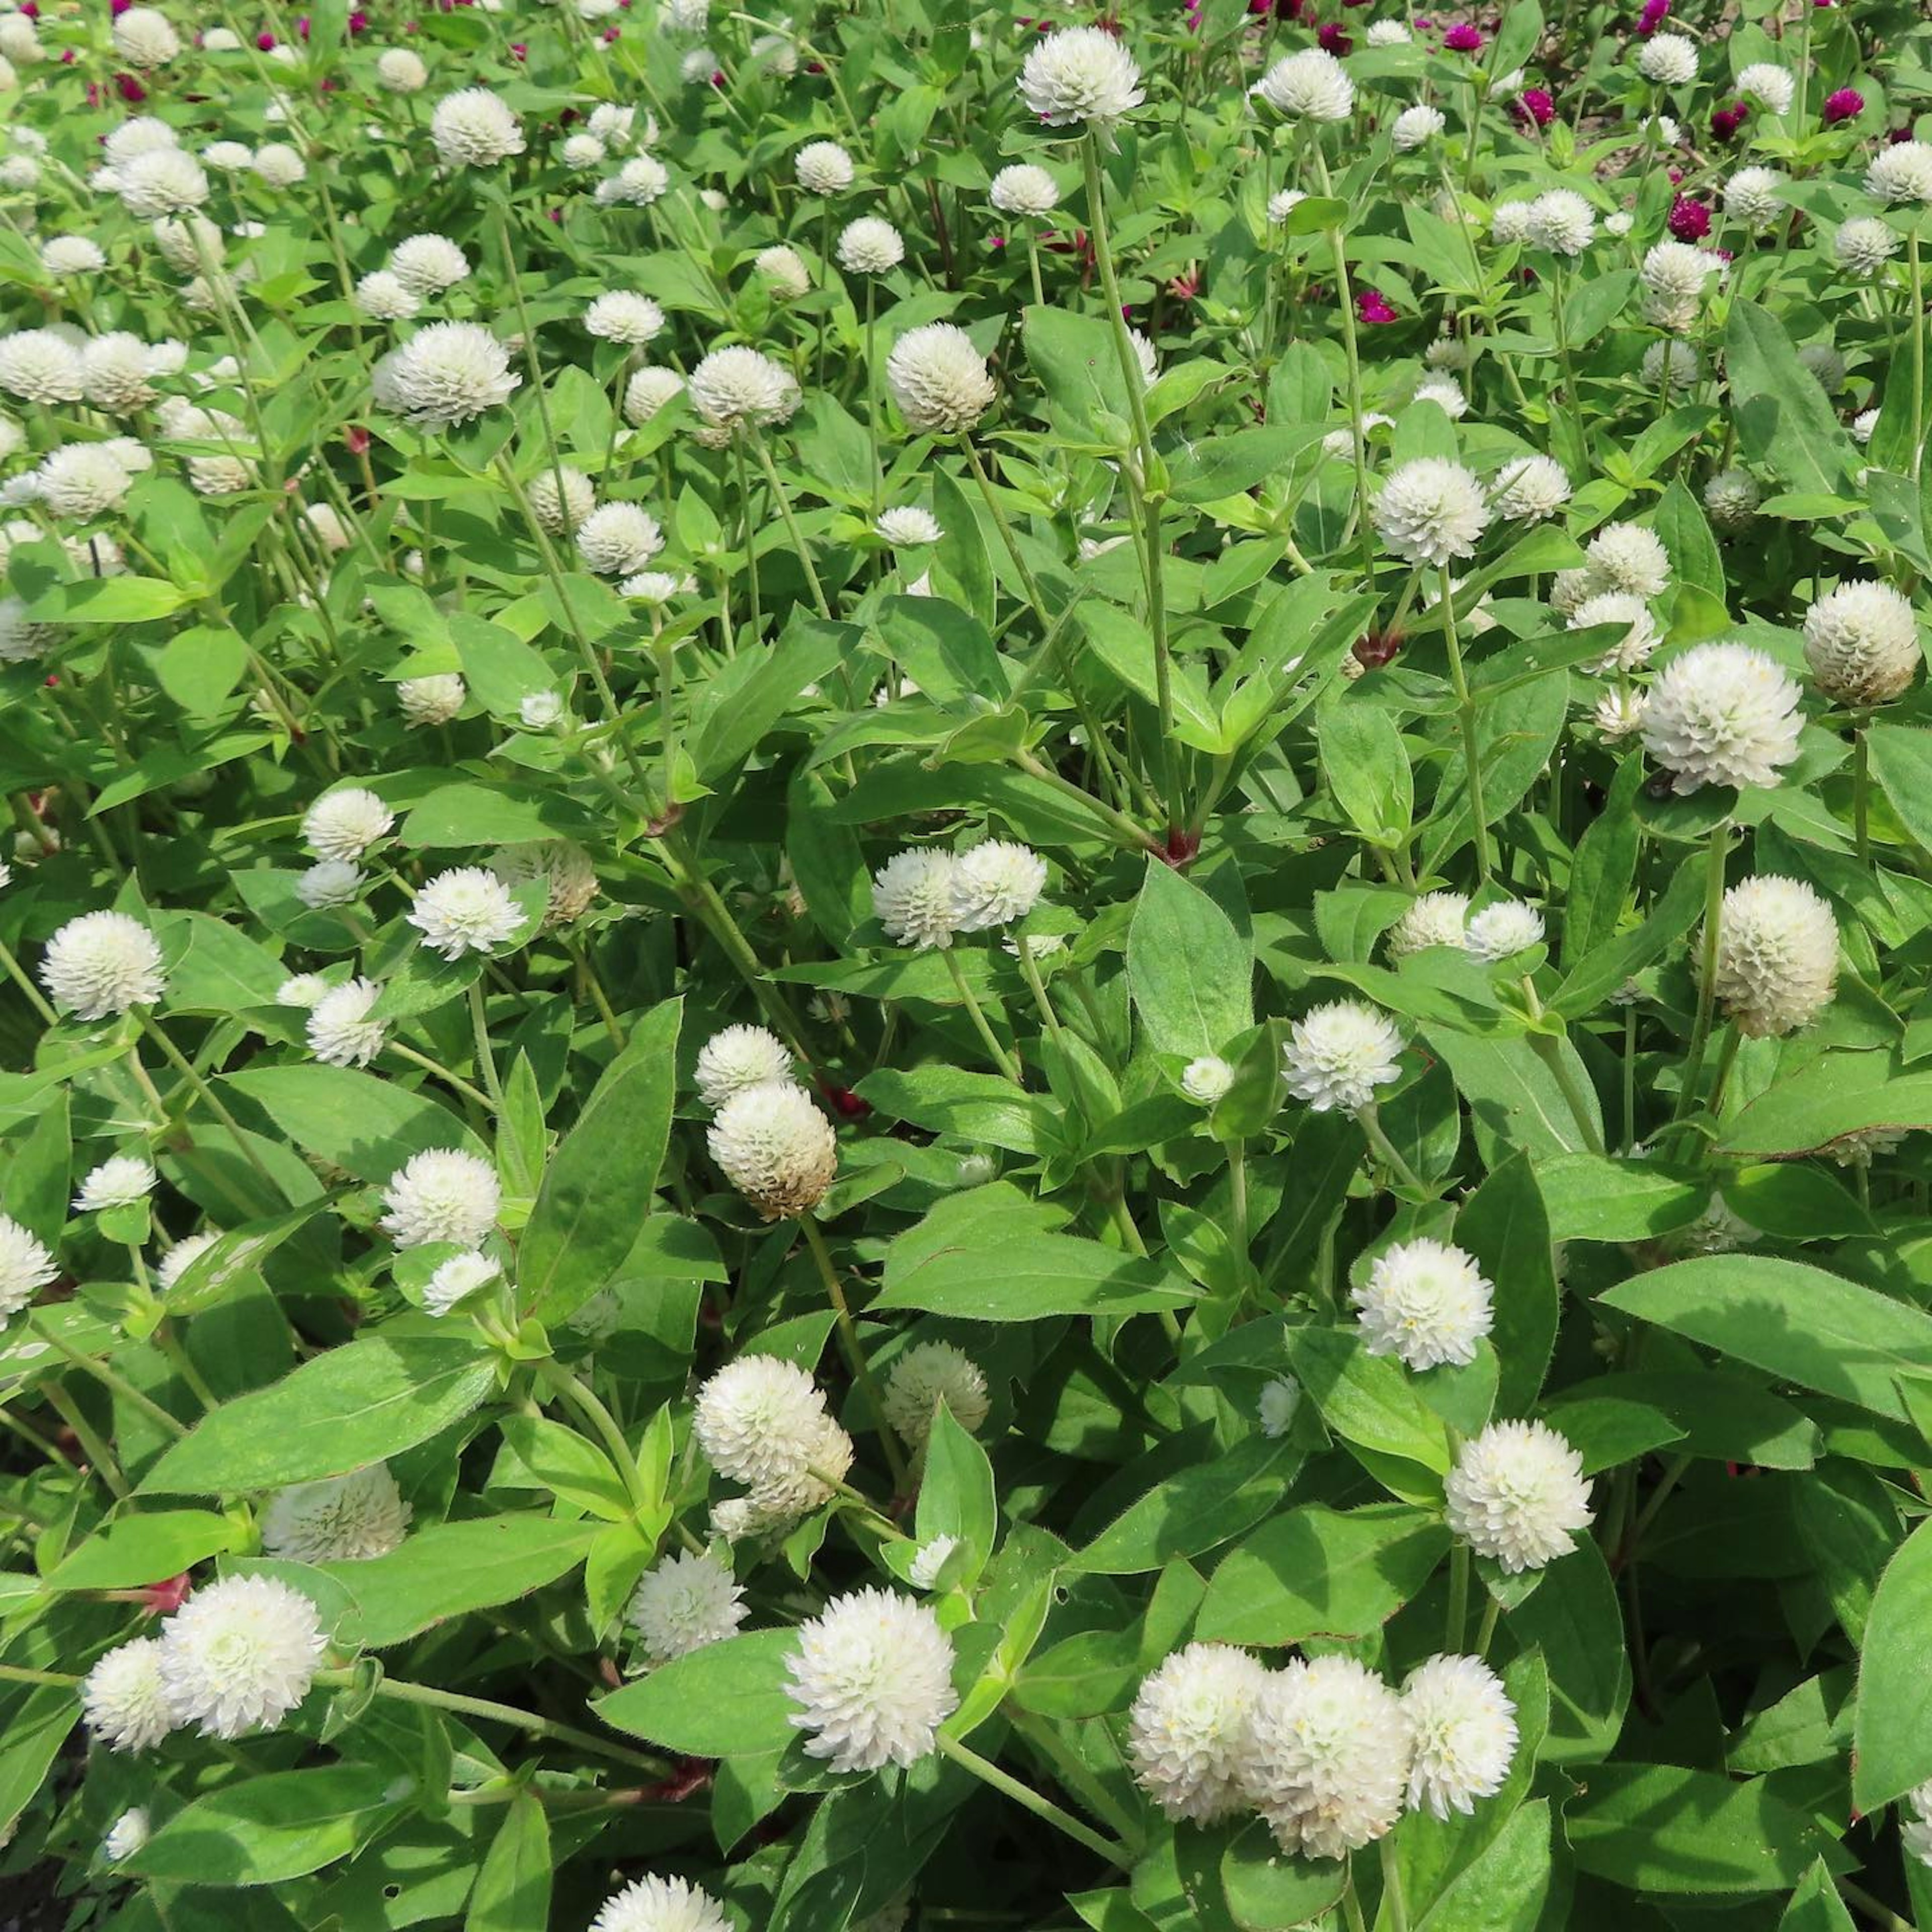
[1403,1655,1517,1818]
[373,322,519,429]
[1802,580,1920,705]
[41,912,165,1019]
[262,1465,412,1563]
[585,291,665,345]
[104,1808,150,1861]
[1387,892,1470,958]
[423,1249,500,1316]
[1635,31,1697,85]
[1867,142,1932,206]
[296,859,364,910]
[158,1575,326,1738]
[1640,641,1802,793]
[113,8,181,67]
[380,1148,501,1249]
[873,847,959,949]
[687,345,800,438]
[0,1213,57,1318]
[1490,454,1571,520]
[754,245,812,299]
[887,324,997,435]
[1352,1236,1493,1370]
[1444,1419,1592,1571]
[390,233,470,293]
[1526,189,1594,256]
[355,270,419,320]
[838,217,905,274]
[40,235,105,277]
[788,1588,958,1771]
[1182,1055,1235,1103]
[1391,104,1445,150]
[1130,1643,1268,1822]
[1374,459,1489,567]
[576,502,665,576]
[1282,1002,1404,1112]
[591,1877,733,1932]
[306,978,388,1068]
[1724,165,1787,232]
[1584,522,1671,598]
[1020,26,1145,133]
[949,841,1046,931]
[694,1023,794,1109]
[1252,48,1353,121]
[908,1535,958,1588]
[793,139,854,194]
[625,366,685,424]
[629,1550,747,1662]
[156,1231,218,1293]
[430,87,524,166]
[376,47,427,91]
[595,155,671,207]
[408,866,526,958]
[708,1082,838,1218]
[398,673,466,726]
[990,163,1060,215]
[1734,62,1793,114]
[117,149,208,218]
[1465,901,1545,961]
[883,1341,990,1447]
[876,506,942,546]
[1568,591,1659,675]
[83,1639,175,1752]
[1706,874,1838,1037]
[526,465,595,535]
[74,1156,157,1214]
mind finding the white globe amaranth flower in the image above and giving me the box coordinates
[1734,61,1793,115]
[1444,1419,1593,1572]
[1283,1001,1404,1112]
[575,502,665,578]
[398,673,466,726]
[1020,26,1145,133]
[687,344,801,440]
[990,163,1060,215]
[118,148,209,219]
[1366,19,1412,42]
[754,245,812,300]
[838,216,905,275]
[708,1080,839,1219]
[793,139,855,195]
[873,847,958,949]
[1639,238,1718,328]
[1724,165,1788,233]
[1640,340,1701,393]
[584,291,665,346]
[629,1549,747,1663]
[82,332,174,412]
[787,1587,958,1773]
[1865,141,1932,207]
[1252,47,1354,122]
[113,7,181,66]
[1569,591,1660,675]
[306,978,388,1069]
[1706,875,1839,1037]
[1129,1643,1268,1823]
[1703,468,1759,532]
[949,840,1046,932]
[40,235,105,277]
[0,329,86,404]
[262,1465,412,1563]
[661,0,710,32]
[373,322,520,430]
[1490,454,1571,521]
[34,445,134,521]
[1414,373,1467,419]
[157,1574,327,1739]
[380,1148,501,1249]
[1853,407,1881,446]
[355,271,420,321]
[619,570,692,605]
[1387,891,1470,958]
[105,1807,150,1862]
[1267,187,1308,225]
[408,865,527,959]
[1490,200,1536,245]
[40,911,165,1020]
[883,1340,990,1447]
[1803,580,1919,705]
[876,506,942,546]
[1373,459,1490,567]
[1353,1236,1494,1370]
[694,1023,794,1109]
[591,1875,733,1932]
[1640,641,1803,794]
[1834,215,1897,276]
[74,1155,157,1214]
[695,1355,838,1491]
[202,139,255,172]
[423,1249,500,1316]
[625,366,685,425]
[1259,1376,1301,1437]
[253,142,306,188]
[1403,1655,1518,1819]
[1237,1655,1414,1860]
[886,323,997,436]
[1392,104,1445,150]
[1526,188,1594,256]
[908,1535,958,1589]
[107,119,180,167]
[0,1212,57,1319]
[595,156,672,207]
[156,1230,219,1293]
[1636,31,1698,85]
[1584,522,1671,598]
[389,233,470,294]
[302,786,393,862]
[83,1638,175,1753]
[376,46,428,92]
[0,594,50,665]
[562,132,608,170]
[0,154,32,190]
[1182,1055,1235,1103]
[430,87,524,167]
[1465,900,1546,961]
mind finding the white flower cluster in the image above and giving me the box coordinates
[871,840,1048,950]
[694,1354,856,1532]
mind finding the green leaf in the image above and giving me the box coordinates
[1219,1820,1346,1928]
[27,574,189,623]
[1455,1153,1556,1416]
[1282,1327,1451,1475]
[1319,695,1412,848]
[1598,1256,1932,1423]
[1534,1154,1704,1242]
[1851,1515,1932,1810]
[855,1064,1057,1155]
[1070,1435,1296,1575]
[520,996,680,1320]
[1508,1538,1627,1761]
[128,1767,400,1887]
[1862,723,1932,857]
[1128,857,1254,1060]
[0,1688,77,1838]
[596,1628,798,1756]
[465,1793,552,1932]
[49,1510,238,1589]
[915,1403,997,1579]
[1423,1029,1602,1160]
[1023,304,1132,436]
[1777,1860,1860,1932]
[143,1336,498,1494]
[1725,299,1860,499]
[224,1065,484,1182]
[1421,1799,1553,1932]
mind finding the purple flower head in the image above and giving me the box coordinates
[1821,88,1863,125]
[1318,21,1352,52]
[1443,21,1481,50]
[1355,288,1398,324]
[1512,87,1556,126]
[1710,101,1749,141]
[1667,194,1711,240]
[1635,0,1669,31]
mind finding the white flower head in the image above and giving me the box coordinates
[1366,19,1412,42]
[1465,901,1546,961]
[1283,1001,1404,1112]
[629,1549,747,1662]
[254,142,306,188]
[1129,1643,1269,1822]
[1526,188,1594,256]
[1640,641,1803,794]
[1182,1055,1235,1103]
[687,345,800,439]
[407,865,526,959]
[882,1340,990,1447]
[156,1231,219,1293]
[754,244,812,299]
[873,847,958,949]
[1403,1654,1517,1818]
[1253,48,1354,122]
[577,502,665,577]
[707,1081,838,1218]
[991,163,1060,215]
[908,1535,959,1589]
[41,235,105,278]
[1374,459,1490,567]
[695,1354,835,1490]
[105,1807,151,1861]
[625,366,685,424]
[949,840,1046,931]
[838,216,905,275]
[1259,1376,1301,1436]
[1867,142,1932,207]
[1569,591,1660,675]
[380,1147,501,1249]
[1803,580,1919,705]
[527,465,596,535]
[887,323,997,435]
[306,978,387,1068]
[389,233,470,294]
[1020,26,1145,133]
[595,155,671,208]
[358,270,424,321]
[1701,468,1758,533]
[0,329,86,405]
[373,323,519,430]
[74,1155,157,1214]
[113,7,181,66]
[876,505,942,547]
[1268,187,1308,225]
[398,673,466,726]
[1584,522,1671,598]
[694,1023,794,1109]
[794,140,855,195]
[0,1213,56,1320]
[1735,61,1793,115]
[1392,104,1446,150]
[1387,892,1470,958]
[41,911,165,1019]
[83,1638,175,1753]
[422,1249,500,1316]
[376,46,427,91]
[118,148,208,218]
[263,1465,412,1563]
[1636,31,1698,85]
[1725,165,1787,233]
[296,859,365,911]
[1353,1236,1494,1370]
[787,1587,958,1772]
[1707,874,1838,1037]
[591,1876,733,1932]
[1444,1419,1593,1571]
[1414,373,1467,419]
[157,1575,327,1738]
[430,87,524,167]
[1641,340,1701,394]
[585,291,665,345]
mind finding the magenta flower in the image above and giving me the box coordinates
[1710,102,1749,142]
[1821,88,1863,125]
[1512,87,1556,126]
[1355,288,1398,324]
[1667,195,1711,240]
[1443,21,1482,50]
[1318,21,1352,52]
[1635,0,1668,31]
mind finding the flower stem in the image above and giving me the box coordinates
[1910,230,1925,479]
[386,1040,497,1113]
[1671,821,1730,1127]
[1357,1102,1427,1194]
[1854,717,1872,861]
[937,1733,1132,1870]
[1379,1836,1411,1932]
[1437,567,1492,886]
[466,979,504,1114]
[0,936,58,1027]
[534,1359,658,1526]
[942,949,1023,1085]
[748,430,832,618]
[1444,1537,1470,1651]
[135,1015,280,1193]
[1307,141,1378,592]
[40,1380,129,1499]
[800,1213,909,1491]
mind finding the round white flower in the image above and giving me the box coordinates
[1584,521,1671,597]
[118,148,208,218]
[389,233,470,294]
[1259,1376,1301,1436]
[1465,900,1546,961]
[1490,454,1571,521]
[0,594,51,663]
[253,141,306,188]
[1374,458,1490,568]
[708,1081,838,1219]
[83,1638,175,1753]
[156,1231,219,1293]
[876,506,942,547]
[303,786,393,865]
[883,1340,989,1447]
[1414,373,1467,419]
[886,323,997,436]
[591,1876,732,1932]
[262,1465,412,1563]
[398,673,466,726]
[1735,61,1793,115]
[1636,31,1698,85]
[74,1155,157,1214]
[990,163,1060,215]
[1267,187,1308,225]
[373,322,519,430]
[279,974,328,1010]
[1387,892,1470,958]
[430,87,524,167]
[1444,1419,1593,1572]
[1129,1643,1268,1823]
[1236,1655,1413,1860]
[1569,591,1660,675]
[1640,239,1717,327]
[949,840,1046,931]
[1854,407,1881,446]
[1640,340,1701,393]
[695,1355,835,1490]
[908,1535,958,1589]
[202,138,254,171]
[1403,1655,1518,1818]
[1724,165,1787,233]
[1702,468,1759,532]
[157,1575,326,1739]
[296,860,364,911]
[1365,19,1411,42]
[629,1549,747,1662]
[563,132,608,170]
[1707,874,1838,1037]
[1527,188,1594,256]
[113,7,181,67]
[355,270,419,321]
[34,444,134,521]
[873,847,958,949]
[576,501,664,577]
[380,1148,501,1249]
[1641,641,1803,794]
[1182,1055,1235,1103]
[695,1024,794,1109]
[1833,216,1897,278]
[625,366,685,424]
[1252,47,1353,122]
[376,46,427,91]
[1283,1001,1404,1112]
[794,139,854,195]
[0,329,86,404]
[1020,26,1145,132]
[619,570,690,605]
[40,911,165,1020]
[1392,104,1445,150]
[787,1587,958,1772]
[1491,200,1536,244]
[838,216,905,275]
[687,344,801,438]
[422,1249,500,1316]
[1353,1236,1494,1370]
[754,244,812,299]
[82,332,174,412]
[584,292,664,346]
[0,1212,56,1319]
[1803,580,1919,705]
[105,1807,150,1861]
[595,156,672,207]
[306,978,388,1069]
[1867,141,1932,206]
[407,865,526,959]
[40,235,105,278]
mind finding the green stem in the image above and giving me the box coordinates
[1379,1836,1411,1932]
[1357,1103,1427,1195]
[1444,1538,1471,1652]
[535,1360,658,1525]
[1438,568,1491,886]
[41,1380,129,1499]
[0,936,59,1027]
[1341,1871,1371,1932]
[863,277,881,521]
[0,1663,79,1688]
[386,1040,497,1113]
[1013,933,1068,1053]
[1910,230,1925,479]
[1854,718,1872,861]
[943,949,1023,1085]
[800,1213,909,1491]
[154,1324,220,1411]
[748,430,832,618]
[467,979,504,1114]
[731,433,764,641]
[1474,1593,1501,1659]
[1014,749,1161,856]
[1672,821,1730,1126]
[937,1733,1132,1869]
[1307,141,1378,591]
